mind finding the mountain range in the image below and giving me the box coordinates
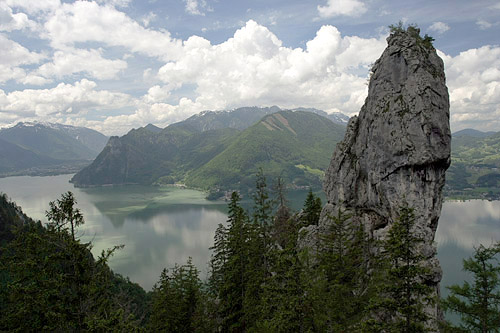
[0,122,108,176]
[70,107,347,193]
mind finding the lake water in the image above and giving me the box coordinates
[0,174,499,297]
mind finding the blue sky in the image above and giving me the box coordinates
[0,0,499,135]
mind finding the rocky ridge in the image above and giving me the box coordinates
[303,28,451,327]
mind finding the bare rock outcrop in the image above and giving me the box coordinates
[308,28,451,326]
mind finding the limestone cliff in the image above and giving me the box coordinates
[315,28,450,325]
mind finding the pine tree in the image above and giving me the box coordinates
[302,189,322,227]
[310,207,373,331]
[366,204,434,332]
[149,258,203,332]
[208,191,251,332]
[45,191,84,241]
[442,242,500,332]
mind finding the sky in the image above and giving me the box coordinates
[0,0,499,136]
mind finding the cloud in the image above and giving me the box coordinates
[0,2,38,31]
[43,1,183,61]
[37,48,127,80]
[428,21,450,34]
[5,0,60,15]
[0,34,46,84]
[439,45,500,131]
[476,19,493,30]
[141,12,157,27]
[183,0,212,16]
[317,0,367,18]
[157,20,385,116]
[95,0,132,7]
[0,79,132,120]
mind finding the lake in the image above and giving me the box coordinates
[0,174,499,298]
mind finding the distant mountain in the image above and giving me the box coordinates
[446,130,500,199]
[0,138,57,173]
[71,109,346,192]
[452,128,496,138]
[0,122,108,176]
[175,106,282,132]
[291,107,350,125]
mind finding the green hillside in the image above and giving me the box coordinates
[72,110,346,192]
[71,125,239,186]
[185,111,345,190]
[446,131,500,199]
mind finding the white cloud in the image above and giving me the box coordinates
[96,0,132,7]
[37,48,127,80]
[439,45,500,131]
[317,0,367,18]
[5,0,60,15]
[44,1,183,61]
[141,12,157,27]
[0,34,46,84]
[428,21,450,34]
[157,20,385,115]
[183,0,212,16]
[0,79,132,120]
[0,2,38,31]
[476,19,493,30]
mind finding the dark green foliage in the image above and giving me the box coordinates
[208,191,254,331]
[301,189,322,227]
[311,207,375,331]
[366,205,434,332]
[442,242,500,332]
[0,193,144,331]
[149,258,205,332]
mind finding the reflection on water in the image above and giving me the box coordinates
[0,174,228,290]
[1,174,499,296]
[436,199,500,317]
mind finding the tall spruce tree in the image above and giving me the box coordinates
[149,258,204,332]
[311,207,373,331]
[208,191,251,332]
[442,242,500,332]
[366,204,434,332]
[302,189,322,227]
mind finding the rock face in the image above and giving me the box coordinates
[319,30,451,323]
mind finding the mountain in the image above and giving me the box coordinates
[185,111,345,190]
[0,138,58,174]
[291,107,350,125]
[71,125,238,186]
[71,109,346,191]
[446,130,500,199]
[0,122,108,176]
[452,128,496,138]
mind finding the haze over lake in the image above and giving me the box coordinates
[0,174,499,292]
